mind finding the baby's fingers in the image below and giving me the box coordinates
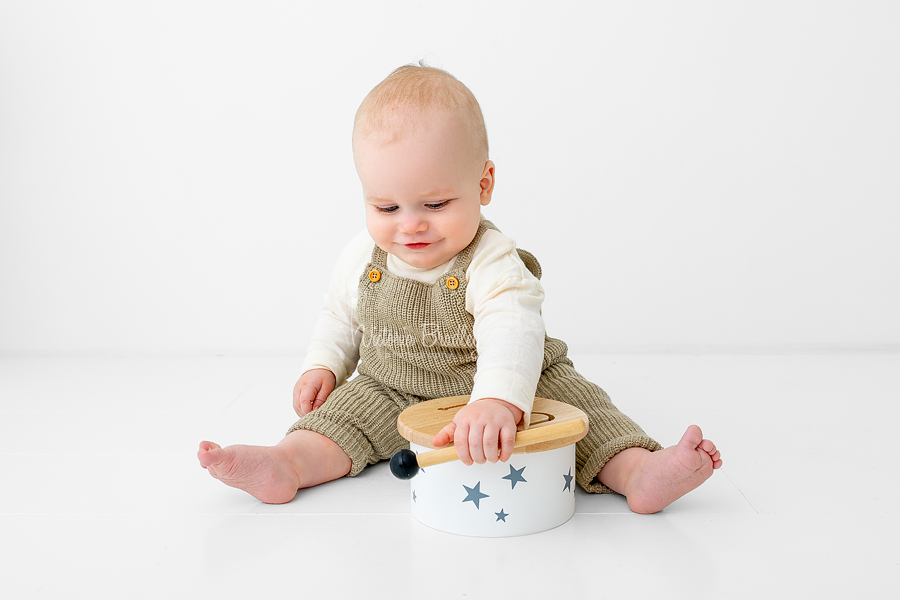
[292,379,304,415]
[295,385,318,416]
[467,425,489,465]
[482,424,501,464]
[453,423,473,466]
[311,379,334,411]
[432,423,456,448]
[498,425,517,463]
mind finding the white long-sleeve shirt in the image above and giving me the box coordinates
[301,226,547,425]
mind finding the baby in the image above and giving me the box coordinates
[198,64,722,514]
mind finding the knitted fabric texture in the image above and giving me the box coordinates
[289,220,661,492]
[356,220,569,397]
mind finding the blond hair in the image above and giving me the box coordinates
[352,63,489,163]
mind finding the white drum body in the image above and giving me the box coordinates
[408,442,577,537]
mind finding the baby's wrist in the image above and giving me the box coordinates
[302,367,336,382]
[475,397,524,424]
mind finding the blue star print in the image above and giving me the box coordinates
[562,467,574,492]
[502,464,527,489]
[462,482,490,509]
[495,509,509,522]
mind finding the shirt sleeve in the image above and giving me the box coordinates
[299,229,372,386]
[465,229,546,427]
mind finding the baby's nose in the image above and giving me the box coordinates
[399,214,428,234]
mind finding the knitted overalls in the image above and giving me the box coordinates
[288,221,662,493]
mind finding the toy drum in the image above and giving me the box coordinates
[395,396,588,537]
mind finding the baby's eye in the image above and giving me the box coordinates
[375,205,399,214]
[425,201,450,210]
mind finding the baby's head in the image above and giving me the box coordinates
[352,64,495,270]
[353,64,489,164]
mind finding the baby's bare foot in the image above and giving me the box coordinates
[624,425,722,514]
[197,441,301,504]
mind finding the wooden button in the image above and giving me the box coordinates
[368,269,382,283]
[445,276,459,290]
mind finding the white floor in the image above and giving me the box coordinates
[1,352,898,598]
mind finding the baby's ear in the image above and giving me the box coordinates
[479,160,495,205]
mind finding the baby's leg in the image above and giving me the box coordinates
[536,362,663,493]
[198,430,351,504]
[537,361,722,513]
[598,425,722,514]
[198,374,419,503]
[285,374,419,477]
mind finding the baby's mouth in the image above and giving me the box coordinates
[405,243,430,250]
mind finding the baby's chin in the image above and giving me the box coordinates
[396,254,446,270]
[393,243,454,270]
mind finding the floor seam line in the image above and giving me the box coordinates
[721,470,760,515]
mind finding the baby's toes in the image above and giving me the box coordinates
[698,439,723,468]
[198,441,224,468]
[702,441,723,468]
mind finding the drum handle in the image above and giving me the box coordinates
[416,418,586,468]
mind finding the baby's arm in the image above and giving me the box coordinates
[432,399,524,465]
[292,230,373,417]
[434,231,545,463]
[292,368,336,416]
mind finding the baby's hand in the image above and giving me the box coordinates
[432,399,524,466]
[292,369,336,417]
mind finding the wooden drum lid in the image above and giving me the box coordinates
[396,396,588,537]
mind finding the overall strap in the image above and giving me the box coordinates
[368,241,389,270]
[458,219,543,281]
[450,219,494,274]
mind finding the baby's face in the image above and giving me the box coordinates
[354,111,493,270]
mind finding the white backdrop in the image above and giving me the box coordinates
[1,1,898,355]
